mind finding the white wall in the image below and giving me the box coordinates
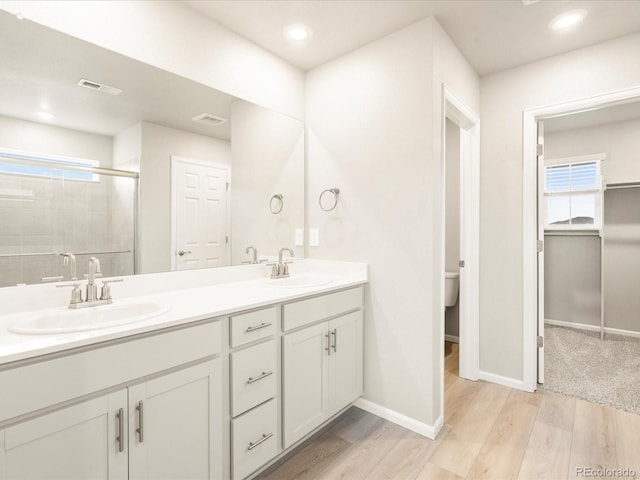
[230,101,304,265]
[113,123,141,172]
[480,32,640,382]
[0,0,304,120]
[546,118,640,184]
[138,123,231,274]
[306,17,478,430]
[0,115,112,166]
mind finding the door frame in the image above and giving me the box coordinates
[522,85,640,391]
[170,156,231,271]
[441,84,481,385]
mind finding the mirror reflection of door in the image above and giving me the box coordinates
[171,157,230,271]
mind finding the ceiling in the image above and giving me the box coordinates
[185,0,640,75]
[0,10,235,139]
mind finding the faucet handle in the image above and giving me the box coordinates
[56,283,83,305]
[83,272,103,279]
[42,276,64,283]
[100,279,123,302]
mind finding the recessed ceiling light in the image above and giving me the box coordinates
[37,111,54,121]
[550,9,588,31]
[284,24,311,41]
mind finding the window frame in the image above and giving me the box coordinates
[0,148,100,182]
[543,153,605,232]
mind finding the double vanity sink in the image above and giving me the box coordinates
[0,260,367,480]
[3,272,334,337]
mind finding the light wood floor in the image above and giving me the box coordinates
[257,342,640,480]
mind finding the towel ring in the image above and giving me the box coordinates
[270,194,284,214]
[319,188,340,212]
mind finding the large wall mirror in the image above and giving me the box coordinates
[0,11,304,287]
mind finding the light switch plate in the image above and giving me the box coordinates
[295,228,304,246]
[310,228,319,247]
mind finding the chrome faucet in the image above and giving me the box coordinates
[246,245,258,264]
[86,257,101,302]
[57,257,123,309]
[60,253,77,280]
[271,247,294,279]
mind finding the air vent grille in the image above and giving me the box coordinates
[192,113,228,127]
[77,78,122,96]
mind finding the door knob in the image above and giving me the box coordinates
[178,250,192,256]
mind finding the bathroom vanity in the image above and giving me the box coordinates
[0,260,367,480]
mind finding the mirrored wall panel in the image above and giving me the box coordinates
[0,10,305,286]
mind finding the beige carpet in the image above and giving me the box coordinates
[542,324,640,415]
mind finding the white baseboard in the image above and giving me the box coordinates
[478,370,529,391]
[444,334,459,343]
[353,398,443,440]
[545,318,640,339]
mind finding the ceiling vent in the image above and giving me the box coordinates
[77,78,122,96]
[192,113,228,127]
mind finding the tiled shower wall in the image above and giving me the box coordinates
[0,172,136,287]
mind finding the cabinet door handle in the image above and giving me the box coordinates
[325,333,331,356]
[245,322,272,333]
[331,328,337,353]
[248,432,273,451]
[116,408,124,453]
[247,370,273,384]
[136,401,144,443]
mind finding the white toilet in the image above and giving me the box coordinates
[444,271,459,308]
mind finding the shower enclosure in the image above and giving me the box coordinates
[0,152,138,287]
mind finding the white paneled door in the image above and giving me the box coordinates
[171,158,230,270]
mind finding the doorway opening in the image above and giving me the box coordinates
[523,86,640,400]
[440,85,480,422]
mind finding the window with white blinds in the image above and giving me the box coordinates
[544,159,602,230]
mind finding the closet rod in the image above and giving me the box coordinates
[606,182,640,190]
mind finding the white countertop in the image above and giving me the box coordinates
[0,260,367,366]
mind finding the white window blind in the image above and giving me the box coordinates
[544,160,602,229]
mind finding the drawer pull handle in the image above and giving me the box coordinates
[248,432,273,451]
[246,322,272,333]
[247,370,274,384]
[116,408,124,453]
[331,328,337,352]
[136,401,144,443]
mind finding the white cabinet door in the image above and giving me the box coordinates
[329,310,364,416]
[0,390,128,480]
[282,322,330,448]
[128,359,221,480]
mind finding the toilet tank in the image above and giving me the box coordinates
[444,272,459,307]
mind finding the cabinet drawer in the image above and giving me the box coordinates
[0,320,222,423]
[231,341,276,417]
[283,287,363,331]
[230,307,277,347]
[232,399,277,480]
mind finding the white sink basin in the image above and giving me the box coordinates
[261,274,333,289]
[8,302,170,335]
